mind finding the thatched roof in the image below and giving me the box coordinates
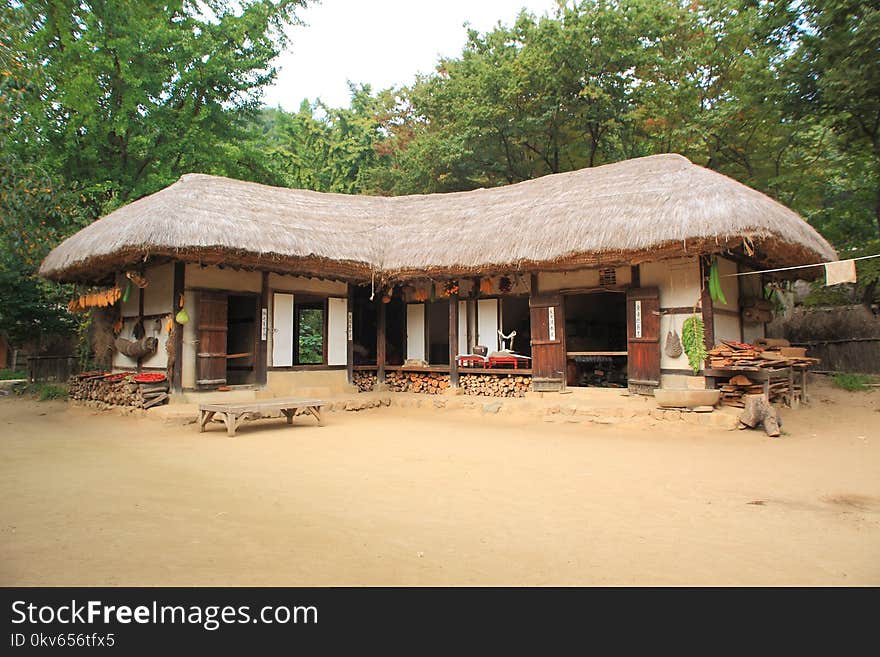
[40,154,836,283]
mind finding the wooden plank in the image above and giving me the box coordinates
[377,300,386,383]
[449,293,459,388]
[196,291,228,388]
[700,256,715,354]
[347,283,354,385]
[171,262,185,394]
[626,287,660,394]
[529,292,565,389]
[256,271,268,386]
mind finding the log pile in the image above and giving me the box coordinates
[68,372,170,409]
[385,371,450,394]
[353,371,377,392]
[460,374,530,398]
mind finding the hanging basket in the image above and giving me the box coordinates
[664,329,683,358]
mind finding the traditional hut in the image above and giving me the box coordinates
[40,154,835,397]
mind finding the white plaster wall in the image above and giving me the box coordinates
[115,273,140,317]
[658,312,692,372]
[538,266,630,292]
[639,257,701,308]
[142,263,174,316]
[181,290,199,389]
[111,316,169,369]
[714,313,742,344]
[186,264,261,292]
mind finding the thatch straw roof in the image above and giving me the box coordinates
[40,154,836,283]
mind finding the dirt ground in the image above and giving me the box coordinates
[1,378,878,586]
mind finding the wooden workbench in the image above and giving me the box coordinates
[198,398,325,437]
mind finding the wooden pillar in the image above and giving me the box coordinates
[449,294,459,388]
[256,271,269,387]
[171,262,185,393]
[136,285,145,373]
[630,264,640,288]
[377,299,386,383]
[700,256,716,354]
[346,284,354,385]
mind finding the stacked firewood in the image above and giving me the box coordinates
[460,374,530,398]
[708,340,819,369]
[68,372,170,408]
[385,371,450,394]
[353,371,377,392]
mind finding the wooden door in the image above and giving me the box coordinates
[626,287,660,394]
[529,294,565,391]
[196,291,228,388]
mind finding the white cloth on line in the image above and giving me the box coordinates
[824,259,857,286]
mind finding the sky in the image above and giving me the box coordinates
[262,0,560,110]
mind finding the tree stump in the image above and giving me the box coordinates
[738,394,783,437]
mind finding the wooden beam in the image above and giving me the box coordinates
[171,261,185,393]
[700,256,716,353]
[346,283,354,385]
[136,284,144,373]
[377,300,386,383]
[256,271,268,387]
[449,294,459,388]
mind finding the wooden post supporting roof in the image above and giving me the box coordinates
[449,293,459,388]
[171,262,185,394]
[256,271,268,387]
[377,299,386,384]
[700,256,716,359]
[346,284,354,385]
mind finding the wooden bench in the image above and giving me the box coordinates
[198,398,325,437]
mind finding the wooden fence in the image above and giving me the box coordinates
[27,356,79,383]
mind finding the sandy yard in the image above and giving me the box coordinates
[1,379,878,586]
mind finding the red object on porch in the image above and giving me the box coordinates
[487,355,532,369]
[457,355,489,368]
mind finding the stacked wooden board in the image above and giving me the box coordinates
[708,340,818,408]
[708,340,819,370]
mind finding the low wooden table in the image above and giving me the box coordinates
[198,398,325,437]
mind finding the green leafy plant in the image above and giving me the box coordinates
[0,369,27,380]
[681,315,707,374]
[832,373,876,392]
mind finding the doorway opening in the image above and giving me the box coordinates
[500,296,532,357]
[426,299,450,364]
[226,294,257,385]
[351,285,405,366]
[564,291,627,388]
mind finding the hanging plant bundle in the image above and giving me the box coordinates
[499,276,513,293]
[681,315,707,374]
[413,287,428,302]
[708,257,728,305]
[443,280,460,296]
[479,278,494,295]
